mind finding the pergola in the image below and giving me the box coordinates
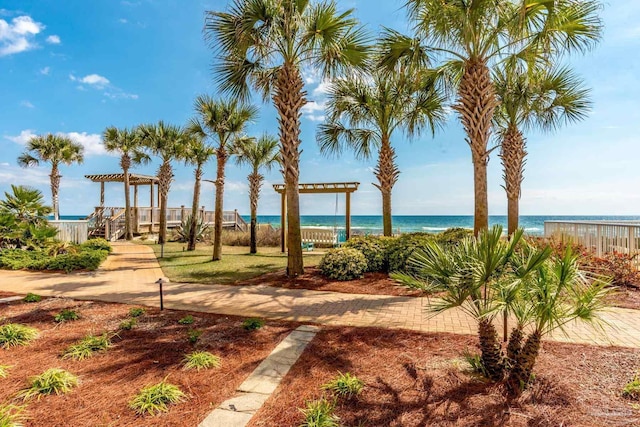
[273,182,359,252]
[85,173,160,223]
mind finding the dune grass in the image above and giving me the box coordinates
[147,243,322,285]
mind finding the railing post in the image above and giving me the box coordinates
[180,205,185,222]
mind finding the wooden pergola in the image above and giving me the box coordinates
[273,182,359,252]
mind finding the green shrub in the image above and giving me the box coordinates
[23,293,42,303]
[322,372,364,399]
[0,248,108,272]
[242,318,265,331]
[0,365,11,379]
[54,309,79,323]
[187,329,202,344]
[386,233,434,272]
[80,238,112,253]
[434,228,473,246]
[319,248,367,281]
[129,380,186,416]
[62,333,111,360]
[623,375,640,400]
[19,368,78,400]
[0,250,49,270]
[178,315,194,325]
[119,318,137,330]
[129,307,145,318]
[45,249,108,272]
[299,397,340,427]
[0,404,25,427]
[343,236,391,272]
[0,324,38,348]
[182,351,221,371]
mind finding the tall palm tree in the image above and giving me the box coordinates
[206,0,370,276]
[318,68,446,236]
[182,135,216,251]
[17,134,84,220]
[378,0,602,235]
[102,126,150,240]
[187,96,257,261]
[137,121,187,245]
[495,66,590,236]
[233,134,280,254]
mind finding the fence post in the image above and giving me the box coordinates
[180,205,185,222]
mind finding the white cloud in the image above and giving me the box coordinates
[45,34,60,44]
[70,73,110,88]
[118,18,128,24]
[5,129,36,145]
[40,66,50,75]
[312,80,332,96]
[69,73,137,100]
[5,129,113,157]
[0,15,44,56]
[301,101,326,122]
[20,100,34,108]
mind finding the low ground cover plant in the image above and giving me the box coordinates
[322,372,364,399]
[129,380,186,416]
[54,309,79,323]
[319,248,367,281]
[80,238,112,253]
[0,324,38,348]
[19,368,78,400]
[0,365,11,379]
[0,248,109,272]
[22,293,41,303]
[0,404,25,427]
[187,329,202,344]
[178,315,194,325]
[119,318,137,330]
[299,397,340,427]
[182,351,221,371]
[623,374,640,400]
[242,318,265,331]
[62,333,111,360]
[129,307,145,317]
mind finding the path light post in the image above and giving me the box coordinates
[155,278,165,310]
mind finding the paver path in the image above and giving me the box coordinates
[0,242,639,348]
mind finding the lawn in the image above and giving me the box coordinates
[146,242,323,285]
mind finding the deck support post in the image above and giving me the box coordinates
[280,192,287,253]
[345,192,351,241]
[150,183,155,232]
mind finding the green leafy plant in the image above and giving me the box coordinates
[462,350,489,377]
[62,333,111,360]
[182,351,221,371]
[242,318,265,331]
[319,248,368,281]
[178,315,194,325]
[299,397,340,427]
[54,309,79,323]
[129,380,186,415]
[129,307,145,318]
[119,318,137,330]
[0,365,11,379]
[0,404,25,427]
[0,324,38,348]
[19,368,78,400]
[23,293,41,303]
[623,375,640,400]
[343,236,391,273]
[79,238,112,253]
[386,233,434,273]
[174,215,210,244]
[322,372,364,399]
[187,329,202,344]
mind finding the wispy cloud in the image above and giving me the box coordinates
[301,101,325,122]
[70,73,110,88]
[45,34,60,44]
[118,18,128,24]
[69,73,138,100]
[20,100,34,108]
[5,129,113,157]
[0,15,44,56]
[40,66,50,75]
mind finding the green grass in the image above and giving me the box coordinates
[23,293,41,303]
[0,365,11,379]
[182,351,221,371]
[322,372,364,399]
[54,309,79,323]
[0,404,25,427]
[62,334,111,360]
[146,243,323,284]
[0,324,38,348]
[299,397,340,427]
[19,368,78,400]
[129,380,186,416]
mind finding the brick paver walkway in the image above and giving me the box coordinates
[1,242,639,348]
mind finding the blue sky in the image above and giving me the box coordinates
[0,0,639,217]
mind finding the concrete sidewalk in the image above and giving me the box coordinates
[0,242,639,348]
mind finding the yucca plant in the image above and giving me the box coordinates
[174,215,209,245]
[182,351,221,371]
[62,333,112,360]
[0,404,25,427]
[322,372,364,399]
[299,397,340,427]
[129,380,186,416]
[19,368,78,400]
[0,324,39,348]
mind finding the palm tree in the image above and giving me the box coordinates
[0,185,52,225]
[378,0,602,235]
[318,68,446,236]
[17,133,84,220]
[137,121,187,245]
[233,134,280,254]
[494,66,590,236]
[187,96,257,261]
[182,135,216,251]
[206,0,370,276]
[102,126,150,240]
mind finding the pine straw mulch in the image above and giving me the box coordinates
[249,327,640,427]
[610,287,640,310]
[0,291,19,298]
[0,298,297,427]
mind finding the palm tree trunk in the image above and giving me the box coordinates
[507,330,542,394]
[122,154,133,240]
[212,149,227,261]
[274,62,305,276]
[50,163,61,220]
[373,136,400,237]
[499,126,527,236]
[157,160,173,245]
[454,59,499,236]
[188,165,202,251]
[248,171,263,254]
[478,318,504,381]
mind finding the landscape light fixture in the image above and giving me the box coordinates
[155,277,165,310]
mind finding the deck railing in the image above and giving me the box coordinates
[50,220,90,244]
[544,221,640,260]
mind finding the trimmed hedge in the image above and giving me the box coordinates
[319,248,368,281]
[342,236,392,273]
[0,248,109,272]
[386,233,435,273]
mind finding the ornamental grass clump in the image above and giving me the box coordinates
[0,404,25,427]
[19,368,78,400]
[182,351,221,371]
[0,365,11,379]
[299,397,339,427]
[129,380,186,416]
[0,324,38,348]
[322,372,364,399]
[62,333,111,360]
[119,318,137,330]
[319,248,367,281]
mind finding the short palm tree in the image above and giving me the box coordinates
[17,134,84,220]
[182,135,216,251]
[494,66,590,236]
[233,134,280,254]
[378,0,602,235]
[206,0,370,275]
[318,67,446,236]
[137,121,188,245]
[0,185,52,225]
[187,96,257,261]
[102,126,150,240]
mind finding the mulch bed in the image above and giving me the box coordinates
[0,298,297,426]
[249,327,640,427]
[610,287,640,310]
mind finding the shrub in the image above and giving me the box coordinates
[343,236,391,273]
[45,249,109,272]
[434,228,473,246]
[0,248,108,272]
[178,315,194,325]
[0,324,38,348]
[0,404,25,427]
[386,233,434,272]
[299,397,339,427]
[221,226,280,247]
[19,368,78,400]
[129,380,186,416]
[242,318,265,331]
[62,333,111,360]
[187,329,202,344]
[173,215,209,243]
[319,248,367,281]
[0,365,11,379]
[119,318,137,330]
[322,372,364,399]
[623,375,640,400]
[80,238,112,253]
[182,351,221,371]
[23,293,42,303]
[129,307,145,318]
[54,309,79,323]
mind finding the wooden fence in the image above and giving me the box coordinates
[50,220,89,244]
[544,221,640,258]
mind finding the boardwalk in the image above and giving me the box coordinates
[1,242,639,348]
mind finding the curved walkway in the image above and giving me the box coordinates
[1,242,639,348]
